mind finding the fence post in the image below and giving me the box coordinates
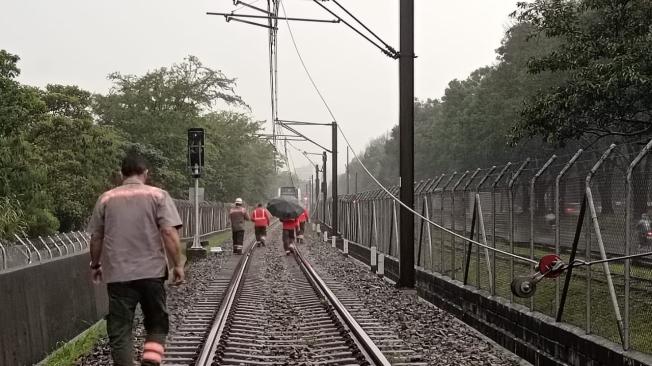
[585,144,625,344]
[462,169,481,278]
[451,172,469,280]
[44,236,62,257]
[624,139,652,350]
[76,231,90,247]
[429,174,446,271]
[372,201,379,250]
[491,163,512,296]
[440,173,457,275]
[71,232,86,251]
[16,233,42,262]
[38,236,54,259]
[422,196,433,272]
[555,149,583,314]
[474,167,496,290]
[356,201,362,244]
[530,155,557,310]
[377,252,385,277]
[508,159,530,302]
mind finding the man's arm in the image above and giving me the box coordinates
[90,233,103,267]
[161,226,182,267]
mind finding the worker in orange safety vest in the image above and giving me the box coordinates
[281,217,299,255]
[251,203,271,246]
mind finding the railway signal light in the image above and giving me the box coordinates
[188,128,205,178]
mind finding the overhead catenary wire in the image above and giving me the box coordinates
[279,0,537,265]
[311,0,398,59]
[287,140,318,166]
[330,0,397,55]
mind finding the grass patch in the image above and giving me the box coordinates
[205,230,231,249]
[40,320,106,366]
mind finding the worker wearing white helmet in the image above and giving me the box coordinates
[229,198,250,254]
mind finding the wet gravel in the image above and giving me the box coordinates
[214,232,361,365]
[76,239,235,366]
[302,236,530,366]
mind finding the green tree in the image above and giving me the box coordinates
[31,84,124,231]
[512,0,652,145]
[0,50,57,237]
[94,56,277,202]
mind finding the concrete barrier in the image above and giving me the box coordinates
[0,252,107,366]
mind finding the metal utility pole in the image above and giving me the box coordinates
[355,172,358,193]
[309,175,313,216]
[315,165,320,222]
[187,128,205,252]
[398,0,415,288]
[331,122,338,234]
[322,152,328,224]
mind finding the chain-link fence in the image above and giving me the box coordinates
[333,139,652,355]
[0,200,230,272]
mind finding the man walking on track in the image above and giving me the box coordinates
[281,217,299,255]
[87,154,184,366]
[229,198,250,254]
[251,203,271,246]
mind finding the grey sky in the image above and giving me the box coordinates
[1,0,518,180]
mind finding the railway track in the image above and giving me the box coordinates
[164,226,397,365]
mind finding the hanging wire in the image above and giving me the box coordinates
[287,140,318,166]
[233,0,263,14]
[278,0,537,265]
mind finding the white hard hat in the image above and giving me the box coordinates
[235,198,243,204]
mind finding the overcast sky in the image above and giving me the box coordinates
[1,0,519,180]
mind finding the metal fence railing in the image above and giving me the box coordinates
[0,200,229,272]
[332,139,652,355]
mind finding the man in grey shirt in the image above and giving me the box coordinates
[229,198,250,254]
[88,154,184,366]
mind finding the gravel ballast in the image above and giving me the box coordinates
[301,236,529,366]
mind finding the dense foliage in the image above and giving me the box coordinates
[513,0,652,144]
[0,52,277,239]
[346,0,651,192]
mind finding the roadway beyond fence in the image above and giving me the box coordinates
[318,139,652,365]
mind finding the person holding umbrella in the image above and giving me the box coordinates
[266,197,305,255]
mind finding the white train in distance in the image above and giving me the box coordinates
[278,186,301,201]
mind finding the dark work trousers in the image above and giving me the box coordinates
[107,278,169,366]
[282,229,295,251]
[298,222,306,236]
[254,226,267,241]
[232,230,245,253]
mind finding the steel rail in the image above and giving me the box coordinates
[294,247,392,366]
[195,240,255,366]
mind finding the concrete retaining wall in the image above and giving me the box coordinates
[0,252,107,366]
